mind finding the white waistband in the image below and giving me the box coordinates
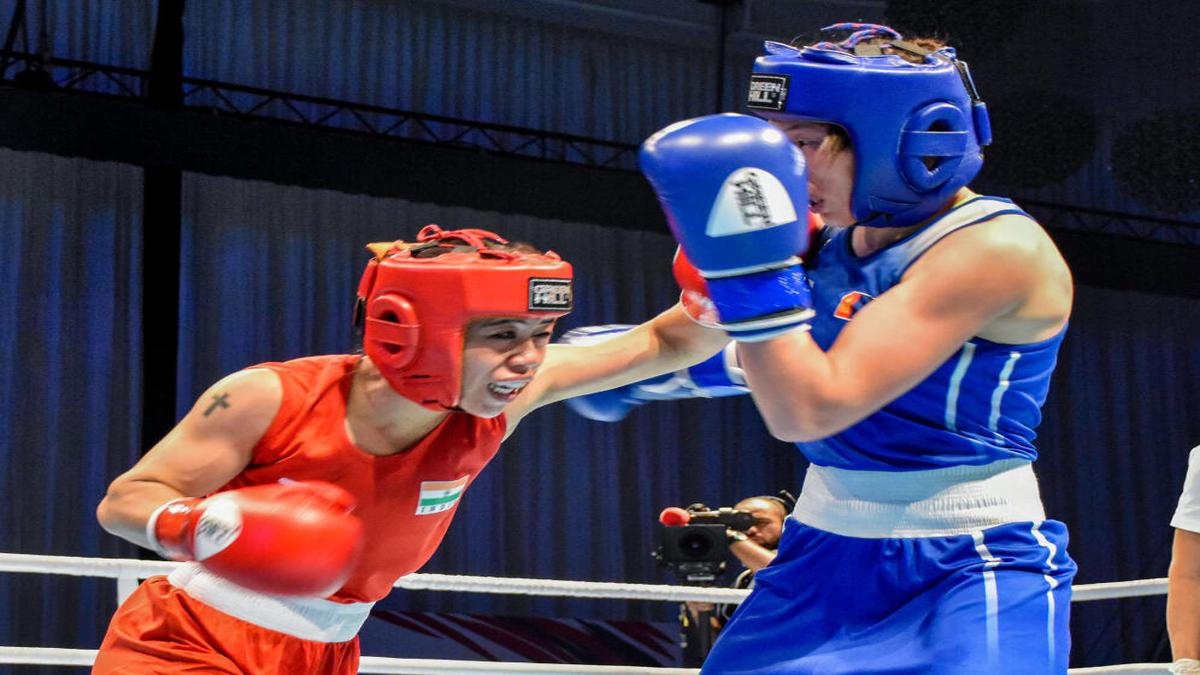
[793,459,1046,538]
[167,563,373,642]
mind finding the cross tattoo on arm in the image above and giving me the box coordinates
[204,393,231,417]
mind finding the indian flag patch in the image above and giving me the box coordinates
[415,476,469,515]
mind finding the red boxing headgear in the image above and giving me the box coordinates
[356,225,574,411]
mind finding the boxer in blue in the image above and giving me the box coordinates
[634,23,1077,674]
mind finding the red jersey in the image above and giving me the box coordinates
[222,354,506,602]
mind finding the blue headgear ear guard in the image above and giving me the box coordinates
[747,36,992,228]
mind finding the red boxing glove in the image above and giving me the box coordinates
[673,246,720,327]
[802,210,825,262]
[149,480,365,597]
[673,210,825,328]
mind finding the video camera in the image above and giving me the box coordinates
[653,503,755,585]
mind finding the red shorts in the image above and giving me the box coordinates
[93,576,360,674]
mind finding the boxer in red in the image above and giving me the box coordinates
[92,224,727,673]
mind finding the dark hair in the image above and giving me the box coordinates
[736,494,792,518]
[409,233,543,258]
[790,25,948,64]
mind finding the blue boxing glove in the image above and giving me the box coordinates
[559,325,749,422]
[640,113,814,341]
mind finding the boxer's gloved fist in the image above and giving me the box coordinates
[673,247,718,328]
[559,325,748,422]
[641,113,814,341]
[148,480,365,597]
[675,214,825,328]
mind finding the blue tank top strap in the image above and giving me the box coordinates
[889,196,1035,278]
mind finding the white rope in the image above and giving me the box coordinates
[0,647,1170,673]
[395,571,748,603]
[358,656,698,674]
[0,552,748,603]
[1072,578,1170,602]
[0,552,176,579]
[0,647,96,666]
[0,552,1168,603]
[0,648,696,672]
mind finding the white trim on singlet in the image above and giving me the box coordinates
[894,198,1035,279]
[989,351,1022,439]
[945,343,976,432]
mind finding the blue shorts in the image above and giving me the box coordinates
[702,518,1076,674]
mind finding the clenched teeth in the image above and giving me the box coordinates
[488,381,528,395]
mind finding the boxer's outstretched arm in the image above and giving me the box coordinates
[556,325,747,422]
[506,303,729,422]
[96,368,281,549]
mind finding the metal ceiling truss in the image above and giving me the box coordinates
[1,49,1196,246]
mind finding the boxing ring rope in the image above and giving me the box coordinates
[0,647,699,674]
[0,552,1172,674]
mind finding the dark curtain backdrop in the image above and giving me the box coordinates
[0,0,156,71]
[181,0,725,145]
[1038,286,1200,665]
[0,148,144,652]
[2,154,1197,667]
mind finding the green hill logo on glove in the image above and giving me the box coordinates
[707,167,798,236]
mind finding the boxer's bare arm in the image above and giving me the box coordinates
[503,303,728,429]
[96,368,281,549]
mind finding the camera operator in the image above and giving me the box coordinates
[681,494,789,666]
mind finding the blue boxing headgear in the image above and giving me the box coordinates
[747,25,993,228]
